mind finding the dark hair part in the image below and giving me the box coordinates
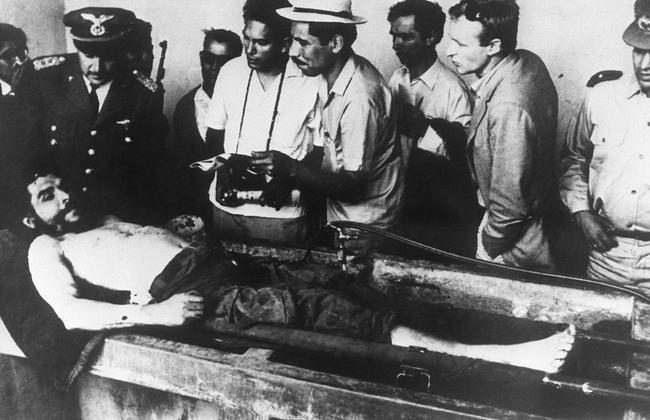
[242,0,292,41]
[202,28,243,57]
[387,0,446,44]
[448,0,519,55]
[307,23,358,54]
[0,23,27,49]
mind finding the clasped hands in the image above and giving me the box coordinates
[216,151,298,210]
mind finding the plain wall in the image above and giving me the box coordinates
[0,0,66,57]
[3,0,640,145]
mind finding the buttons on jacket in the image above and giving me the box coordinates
[124,136,132,143]
[49,139,57,146]
[90,130,97,136]
[88,148,95,155]
[50,125,56,132]
[84,168,93,175]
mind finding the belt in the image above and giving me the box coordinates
[615,230,650,242]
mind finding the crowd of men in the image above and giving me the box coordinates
[1,0,649,388]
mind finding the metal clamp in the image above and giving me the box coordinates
[395,346,432,392]
[396,364,432,392]
[330,225,359,271]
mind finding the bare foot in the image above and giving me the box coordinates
[506,325,576,373]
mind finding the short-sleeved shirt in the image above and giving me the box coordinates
[206,57,320,218]
[561,75,650,234]
[389,58,472,158]
[318,54,404,229]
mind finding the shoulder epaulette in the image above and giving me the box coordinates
[586,70,623,88]
[132,70,160,93]
[32,55,66,71]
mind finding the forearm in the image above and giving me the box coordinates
[294,162,366,203]
[426,118,468,165]
[55,299,157,331]
[482,106,535,257]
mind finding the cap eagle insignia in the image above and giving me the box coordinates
[80,13,115,36]
[639,15,650,32]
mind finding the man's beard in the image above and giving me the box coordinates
[35,203,99,236]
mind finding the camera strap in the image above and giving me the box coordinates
[236,67,287,154]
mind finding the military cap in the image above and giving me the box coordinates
[624,0,650,49]
[129,19,153,50]
[63,7,136,43]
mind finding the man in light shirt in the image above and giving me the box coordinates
[252,0,405,250]
[561,0,650,284]
[204,0,321,246]
[172,29,241,220]
[387,0,477,255]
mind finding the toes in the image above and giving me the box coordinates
[554,349,569,360]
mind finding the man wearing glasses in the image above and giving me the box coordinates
[0,23,28,96]
[446,0,559,270]
[171,29,242,220]
[0,23,39,229]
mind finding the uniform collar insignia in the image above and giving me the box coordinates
[80,13,114,37]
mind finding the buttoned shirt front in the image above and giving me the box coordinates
[389,58,472,157]
[193,86,212,142]
[561,75,650,234]
[82,76,112,113]
[206,56,320,218]
[318,54,403,229]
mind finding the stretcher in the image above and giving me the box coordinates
[3,223,650,419]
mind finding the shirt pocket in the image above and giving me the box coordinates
[590,123,626,171]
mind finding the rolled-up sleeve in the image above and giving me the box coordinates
[339,98,381,172]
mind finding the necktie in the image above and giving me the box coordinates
[89,85,99,119]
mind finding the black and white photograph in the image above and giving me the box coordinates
[1,0,649,418]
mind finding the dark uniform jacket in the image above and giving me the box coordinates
[22,53,170,224]
[171,85,214,220]
[0,92,41,228]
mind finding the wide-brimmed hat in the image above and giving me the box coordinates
[277,0,367,24]
[624,0,650,49]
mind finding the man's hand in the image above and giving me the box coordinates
[250,150,298,177]
[573,211,618,252]
[145,292,204,326]
[260,176,292,210]
[397,100,428,139]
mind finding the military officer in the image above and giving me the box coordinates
[22,7,169,224]
[561,0,650,285]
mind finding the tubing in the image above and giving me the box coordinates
[327,221,650,305]
[544,374,650,405]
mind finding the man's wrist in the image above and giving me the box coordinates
[571,210,591,224]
